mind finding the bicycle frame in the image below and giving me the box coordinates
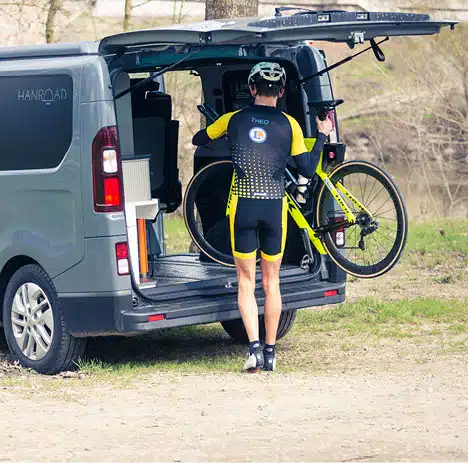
[314,151,374,223]
[225,149,374,256]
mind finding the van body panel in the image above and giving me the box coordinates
[0,58,85,279]
[296,46,333,104]
[53,235,131,294]
[0,41,98,60]
[79,99,127,239]
[79,58,127,240]
[80,57,114,103]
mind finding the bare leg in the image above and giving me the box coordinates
[261,257,282,345]
[235,256,258,342]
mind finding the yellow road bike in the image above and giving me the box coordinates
[184,101,407,278]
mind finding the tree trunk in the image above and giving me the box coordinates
[124,0,133,31]
[205,0,258,20]
[45,0,61,43]
[203,0,258,122]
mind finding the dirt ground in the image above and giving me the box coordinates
[0,258,467,462]
[0,356,467,462]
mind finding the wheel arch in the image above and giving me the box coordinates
[0,255,41,324]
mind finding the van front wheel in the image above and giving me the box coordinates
[221,310,297,344]
[2,264,86,375]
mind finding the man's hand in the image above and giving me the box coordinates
[316,116,333,137]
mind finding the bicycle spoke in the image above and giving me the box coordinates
[362,173,369,203]
[355,230,365,265]
[366,185,386,210]
[372,236,392,259]
[376,217,398,223]
[370,234,387,261]
[367,238,378,265]
[377,224,398,234]
[375,234,393,256]
[364,177,378,206]
[374,208,398,218]
[348,226,359,248]
[352,239,358,263]
[358,173,364,206]
[377,232,397,245]
[346,227,358,261]
[373,195,392,215]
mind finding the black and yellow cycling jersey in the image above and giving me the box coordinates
[193,104,326,261]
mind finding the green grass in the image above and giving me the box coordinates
[402,219,468,275]
[70,296,467,378]
[295,297,467,335]
[1,296,466,384]
[164,217,191,254]
[406,219,468,255]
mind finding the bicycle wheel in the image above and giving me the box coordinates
[315,160,408,278]
[183,160,236,267]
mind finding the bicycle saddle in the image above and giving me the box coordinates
[308,99,344,120]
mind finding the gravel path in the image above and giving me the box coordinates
[0,356,467,462]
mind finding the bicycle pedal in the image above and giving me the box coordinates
[300,255,310,270]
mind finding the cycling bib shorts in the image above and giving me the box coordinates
[229,195,288,261]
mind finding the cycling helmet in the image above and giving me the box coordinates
[248,62,286,88]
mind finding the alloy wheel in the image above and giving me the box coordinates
[10,282,54,361]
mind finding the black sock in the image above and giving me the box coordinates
[249,340,261,354]
[264,344,276,355]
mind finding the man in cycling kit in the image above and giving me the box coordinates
[193,62,333,372]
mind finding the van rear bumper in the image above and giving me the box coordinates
[59,291,133,336]
[59,282,345,337]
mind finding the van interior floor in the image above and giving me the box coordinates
[140,254,309,289]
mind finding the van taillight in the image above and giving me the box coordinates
[92,127,123,213]
[104,178,121,207]
[116,242,130,275]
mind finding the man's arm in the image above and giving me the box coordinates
[284,114,332,178]
[192,112,235,146]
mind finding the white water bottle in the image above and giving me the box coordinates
[296,174,309,204]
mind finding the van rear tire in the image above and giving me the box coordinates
[2,264,87,375]
[221,309,297,344]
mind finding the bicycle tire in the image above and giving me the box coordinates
[183,160,237,267]
[315,160,408,278]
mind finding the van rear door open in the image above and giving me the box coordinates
[99,11,457,55]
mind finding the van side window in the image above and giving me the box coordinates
[0,74,73,171]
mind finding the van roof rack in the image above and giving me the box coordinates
[274,6,346,17]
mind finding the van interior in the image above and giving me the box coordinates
[110,49,321,296]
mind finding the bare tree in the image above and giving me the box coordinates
[45,0,61,43]
[205,0,257,20]
[124,0,132,31]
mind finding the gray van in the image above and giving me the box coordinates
[0,10,456,374]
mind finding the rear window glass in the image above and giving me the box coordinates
[0,74,73,171]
